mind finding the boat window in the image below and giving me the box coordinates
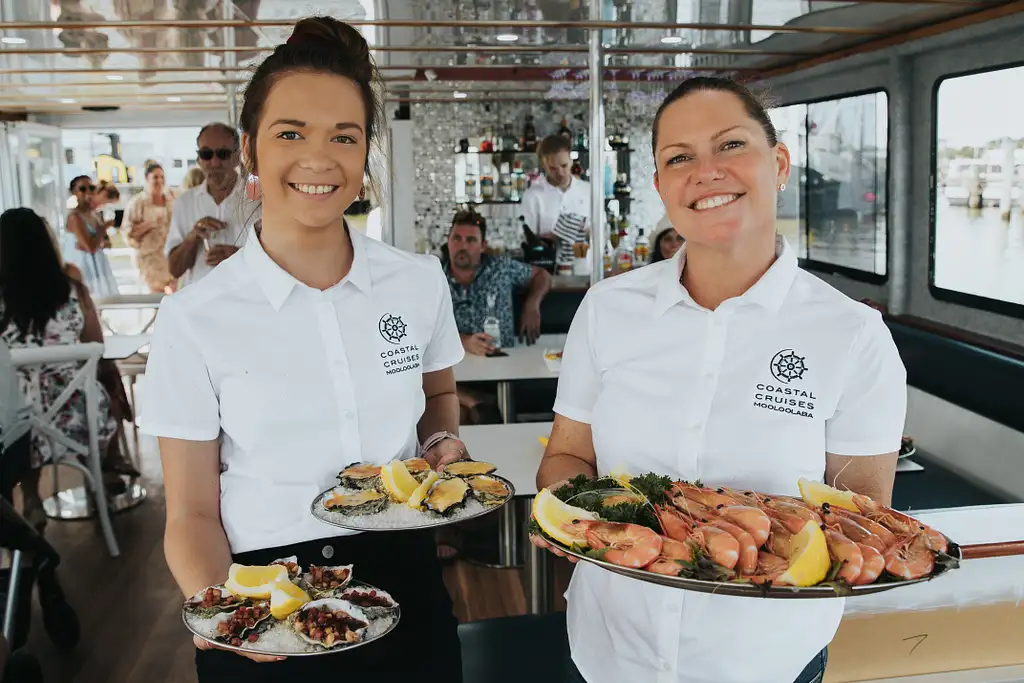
[931,64,1024,318]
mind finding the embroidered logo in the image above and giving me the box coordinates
[379,313,408,344]
[770,349,808,384]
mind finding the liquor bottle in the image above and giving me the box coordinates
[603,237,614,275]
[608,214,620,248]
[480,173,495,200]
[634,227,649,264]
[464,174,478,201]
[512,161,527,200]
[480,126,494,153]
[559,117,572,141]
[523,115,537,152]
[483,293,502,348]
[613,173,632,199]
[615,225,633,272]
[571,158,583,178]
[503,123,519,152]
[498,162,512,201]
[575,127,588,151]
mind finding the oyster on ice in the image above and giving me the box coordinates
[323,488,388,516]
[340,584,398,618]
[302,564,354,598]
[442,461,497,478]
[466,475,509,506]
[337,462,382,489]
[423,477,471,516]
[270,555,302,580]
[211,602,273,647]
[402,457,432,481]
[290,599,369,649]
[184,585,245,618]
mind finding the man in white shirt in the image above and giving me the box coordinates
[165,122,256,287]
[520,134,590,243]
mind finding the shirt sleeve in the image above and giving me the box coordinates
[421,258,465,374]
[825,311,907,456]
[520,188,541,237]
[137,297,221,441]
[164,195,189,257]
[552,292,601,424]
[505,257,534,289]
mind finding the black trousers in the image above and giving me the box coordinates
[195,530,462,682]
[564,648,828,683]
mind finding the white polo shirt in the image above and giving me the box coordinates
[140,226,464,553]
[555,237,906,683]
[164,177,257,288]
[520,175,591,238]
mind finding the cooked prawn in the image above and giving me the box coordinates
[672,482,739,509]
[654,505,739,569]
[574,520,663,568]
[758,499,823,535]
[852,495,947,553]
[821,509,887,552]
[718,506,771,547]
[884,533,935,580]
[824,528,863,584]
[747,551,790,585]
[655,505,695,544]
[854,543,886,585]
[659,536,695,562]
[766,519,796,558]
[647,559,685,576]
[827,507,897,549]
[709,518,758,575]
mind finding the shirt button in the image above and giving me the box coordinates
[661,660,672,672]
[322,545,334,559]
[344,411,355,420]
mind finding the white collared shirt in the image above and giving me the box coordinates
[555,237,907,683]
[520,175,591,238]
[140,226,464,553]
[164,177,257,288]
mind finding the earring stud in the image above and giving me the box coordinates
[779,183,787,192]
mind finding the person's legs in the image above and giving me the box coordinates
[793,648,829,683]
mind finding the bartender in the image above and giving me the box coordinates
[532,77,906,683]
[520,134,591,268]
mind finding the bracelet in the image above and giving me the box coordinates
[420,430,464,457]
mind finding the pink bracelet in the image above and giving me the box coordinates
[419,431,465,457]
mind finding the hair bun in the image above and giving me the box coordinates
[287,16,373,81]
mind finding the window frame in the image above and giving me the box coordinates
[774,87,892,285]
[928,61,1024,320]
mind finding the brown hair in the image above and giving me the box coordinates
[651,77,778,161]
[239,16,383,188]
[537,134,571,159]
[450,210,487,241]
[96,180,120,201]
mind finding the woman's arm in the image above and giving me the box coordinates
[536,414,597,490]
[418,368,463,469]
[159,437,233,597]
[825,452,898,507]
[66,213,96,253]
[74,280,104,344]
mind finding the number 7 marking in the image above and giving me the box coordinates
[903,634,928,655]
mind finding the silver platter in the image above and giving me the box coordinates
[556,539,961,599]
[310,475,516,532]
[183,584,400,657]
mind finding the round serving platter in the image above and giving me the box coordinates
[310,474,516,532]
[183,581,401,657]
[556,538,961,599]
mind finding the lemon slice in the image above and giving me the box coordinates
[776,520,831,587]
[531,488,598,547]
[407,470,441,510]
[608,465,634,487]
[224,563,289,599]
[380,460,419,503]
[798,478,858,512]
[270,580,310,619]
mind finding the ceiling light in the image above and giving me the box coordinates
[495,34,519,42]
[106,74,124,81]
[166,96,182,102]
[1,37,27,45]
[661,36,683,44]
[453,91,468,99]
[58,98,76,104]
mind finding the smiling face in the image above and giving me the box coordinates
[245,71,368,232]
[146,168,165,194]
[653,90,789,250]
[197,126,240,190]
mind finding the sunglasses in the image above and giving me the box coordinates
[76,184,96,192]
[197,147,235,161]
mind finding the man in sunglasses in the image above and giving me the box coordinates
[165,122,258,287]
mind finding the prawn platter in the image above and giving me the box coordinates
[311,458,515,531]
[530,473,961,599]
[183,559,400,656]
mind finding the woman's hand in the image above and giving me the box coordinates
[527,479,578,563]
[129,221,154,240]
[424,437,467,471]
[193,634,285,663]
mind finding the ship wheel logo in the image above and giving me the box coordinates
[770,349,808,384]
[379,314,408,344]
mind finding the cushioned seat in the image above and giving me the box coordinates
[460,612,569,682]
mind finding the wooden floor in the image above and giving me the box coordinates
[14,437,573,683]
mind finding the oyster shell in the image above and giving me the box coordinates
[337,462,382,489]
[323,488,388,516]
[442,460,497,478]
[402,457,432,481]
[302,564,354,598]
[212,602,273,647]
[290,599,369,649]
[467,475,510,506]
[271,555,302,580]
[183,585,246,618]
[340,584,398,619]
[423,476,471,516]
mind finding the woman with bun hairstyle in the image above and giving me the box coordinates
[140,17,464,679]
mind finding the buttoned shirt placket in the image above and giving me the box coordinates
[311,288,363,461]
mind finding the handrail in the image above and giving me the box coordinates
[93,293,165,308]
[9,342,104,366]
[960,541,1024,561]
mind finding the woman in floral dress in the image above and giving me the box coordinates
[123,164,177,293]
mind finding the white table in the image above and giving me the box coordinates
[103,334,152,361]
[454,334,564,422]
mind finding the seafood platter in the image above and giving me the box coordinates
[530,471,961,599]
[183,557,400,656]
[311,458,515,531]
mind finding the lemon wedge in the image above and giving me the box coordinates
[776,520,831,587]
[407,470,441,510]
[608,465,634,487]
[798,478,859,512]
[380,460,419,503]
[538,436,549,448]
[531,488,598,547]
[224,563,289,599]
[270,580,310,619]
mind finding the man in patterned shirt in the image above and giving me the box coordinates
[445,211,551,421]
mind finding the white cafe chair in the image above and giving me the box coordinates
[94,293,164,335]
[9,342,120,558]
